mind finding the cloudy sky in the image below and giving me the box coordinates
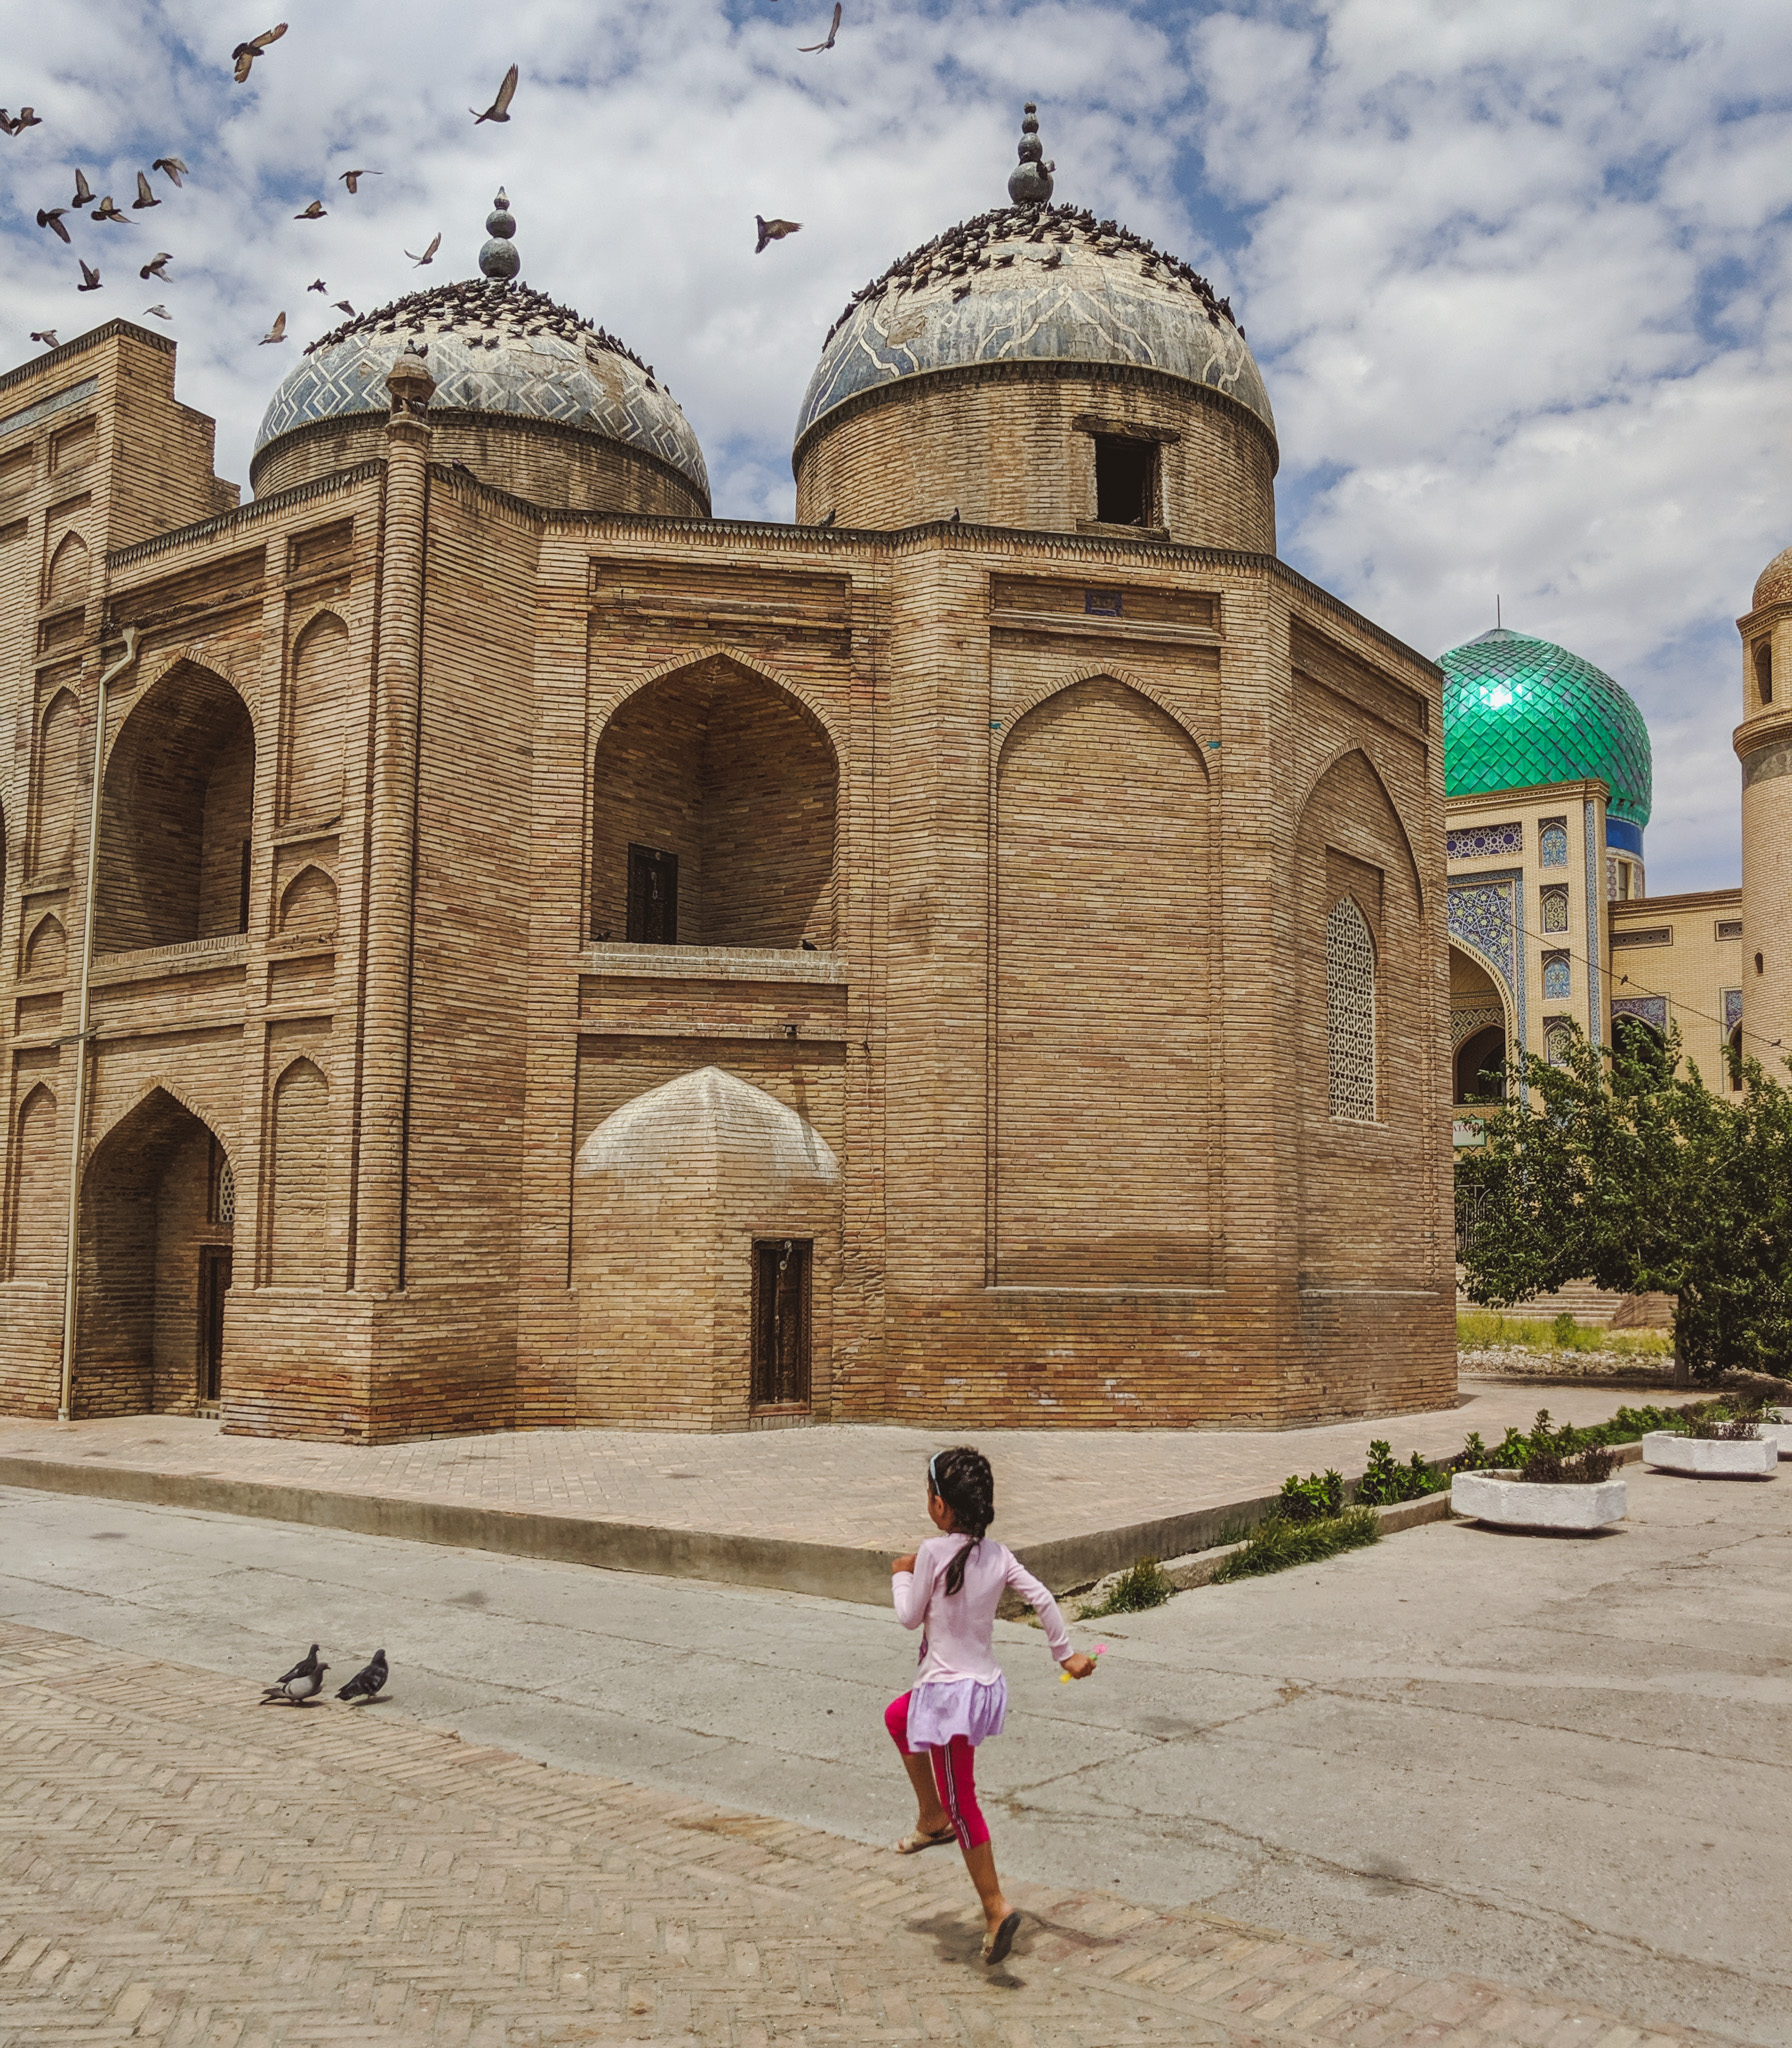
[5,0,1790,890]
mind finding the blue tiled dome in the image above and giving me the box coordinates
[254,277,708,498]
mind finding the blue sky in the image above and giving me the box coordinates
[5,0,1791,890]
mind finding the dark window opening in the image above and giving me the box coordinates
[1094,436,1155,526]
[626,843,679,944]
[1755,640,1773,706]
[197,1246,232,1406]
[751,1237,812,1409]
[1454,1025,1507,1104]
[1084,589,1123,617]
[1756,951,1765,976]
[238,840,252,935]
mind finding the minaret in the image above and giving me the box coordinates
[1735,546,1792,1073]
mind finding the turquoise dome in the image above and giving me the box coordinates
[1440,628,1652,830]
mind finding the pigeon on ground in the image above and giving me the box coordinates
[91,195,133,225]
[140,252,171,280]
[152,155,187,186]
[799,3,842,50]
[143,303,171,319]
[132,171,160,209]
[77,260,101,291]
[405,233,441,266]
[71,168,94,207]
[336,1649,388,1703]
[36,207,70,243]
[294,199,326,220]
[472,63,518,123]
[338,168,378,193]
[233,24,287,83]
[261,1661,327,1705]
[259,310,287,343]
[275,1644,322,1685]
[30,329,57,346]
[755,214,801,253]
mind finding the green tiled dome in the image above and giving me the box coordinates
[1440,628,1652,827]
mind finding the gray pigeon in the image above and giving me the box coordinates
[336,1648,388,1702]
[261,1662,327,1705]
[275,1643,322,1685]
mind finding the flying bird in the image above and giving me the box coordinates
[472,63,518,123]
[140,252,171,280]
[77,260,101,291]
[405,232,441,266]
[232,23,288,83]
[294,200,326,219]
[152,155,187,186]
[306,278,327,292]
[799,3,842,50]
[755,214,801,253]
[259,310,287,343]
[336,1649,388,1703]
[337,168,379,193]
[91,195,133,225]
[143,304,171,319]
[30,329,57,347]
[36,207,70,243]
[332,299,355,314]
[132,171,160,209]
[2,107,43,136]
[71,168,94,207]
[261,1660,327,1705]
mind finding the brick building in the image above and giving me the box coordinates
[0,128,1457,1441]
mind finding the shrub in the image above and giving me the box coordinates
[1356,1440,1449,1505]
[1276,1468,1345,1524]
[1214,1508,1381,1583]
[1683,1414,1761,1441]
[1081,1556,1174,1617]
[1509,1412,1618,1484]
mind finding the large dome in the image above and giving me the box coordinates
[1441,627,1652,831]
[252,211,707,505]
[796,200,1274,452]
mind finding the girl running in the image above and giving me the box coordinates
[887,1444,1095,1966]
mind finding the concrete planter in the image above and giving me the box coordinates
[1641,1431,1778,1477]
[1758,1421,1792,1460]
[1451,1469,1628,1531]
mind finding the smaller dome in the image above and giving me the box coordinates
[1753,546,1792,612]
[577,1067,839,1191]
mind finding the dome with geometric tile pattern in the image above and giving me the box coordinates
[1441,626,1652,836]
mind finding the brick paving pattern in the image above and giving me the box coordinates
[0,1378,1676,1555]
[0,1620,1719,2047]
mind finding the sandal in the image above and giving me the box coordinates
[981,1910,1021,1966]
[893,1824,956,1855]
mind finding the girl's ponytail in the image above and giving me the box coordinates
[929,1445,995,1596]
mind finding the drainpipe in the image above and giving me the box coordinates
[57,623,140,1422]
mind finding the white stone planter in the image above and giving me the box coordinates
[1450,1469,1628,1530]
[1641,1431,1778,1477]
[1757,1421,1792,1460]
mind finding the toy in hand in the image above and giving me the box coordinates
[1061,1644,1108,1682]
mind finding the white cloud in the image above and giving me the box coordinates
[3,0,1785,887]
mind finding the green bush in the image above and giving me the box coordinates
[1214,1508,1382,1583]
[1081,1556,1174,1617]
[1356,1439,1450,1505]
[1276,1468,1345,1524]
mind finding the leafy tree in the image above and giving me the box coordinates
[1455,1024,1792,1384]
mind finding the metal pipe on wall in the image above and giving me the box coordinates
[57,623,140,1422]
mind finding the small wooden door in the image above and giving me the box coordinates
[626,844,678,944]
[197,1247,233,1404]
[751,1239,811,1409]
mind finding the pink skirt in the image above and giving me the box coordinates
[905,1673,1008,1750]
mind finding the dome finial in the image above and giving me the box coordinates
[1007,102,1055,207]
[480,188,520,282]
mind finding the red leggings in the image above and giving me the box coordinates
[885,1691,990,1849]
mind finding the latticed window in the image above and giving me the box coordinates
[1540,885,1569,933]
[1542,951,1570,1000]
[1326,896,1377,1123]
[1545,1020,1575,1067]
[1539,817,1568,867]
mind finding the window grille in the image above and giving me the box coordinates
[1538,817,1568,867]
[206,1138,237,1228]
[217,1160,236,1227]
[1542,951,1570,1000]
[1540,885,1569,933]
[1545,1019,1575,1067]
[1325,896,1377,1122]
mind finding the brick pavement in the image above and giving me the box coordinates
[0,1378,1677,1555]
[0,1620,1722,2047]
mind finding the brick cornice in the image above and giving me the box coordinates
[106,462,385,573]
[0,319,173,400]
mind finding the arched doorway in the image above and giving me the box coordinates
[590,657,838,950]
[1450,943,1509,1106]
[1454,1024,1507,1104]
[96,664,255,953]
[77,1089,235,1417]
[1612,1013,1671,1084]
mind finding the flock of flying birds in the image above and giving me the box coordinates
[9,4,848,356]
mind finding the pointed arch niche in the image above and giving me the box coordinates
[282,610,349,827]
[994,674,1214,1287]
[44,529,89,612]
[590,655,838,950]
[96,661,255,952]
[29,688,84,879]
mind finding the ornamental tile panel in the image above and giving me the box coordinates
[1448,879,1516,988]
[1611,994,1669,1033]
[1539,818,1568,867]
[1724,988,1743,1031]
[1446,821,1522,861]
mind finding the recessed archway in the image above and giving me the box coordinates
[96,663,255,953]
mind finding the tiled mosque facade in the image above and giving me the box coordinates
[0,130,1458,1442]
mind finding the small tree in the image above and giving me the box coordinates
[1456,1024,1792,1383]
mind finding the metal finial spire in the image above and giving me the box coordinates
[1007,102,1055,206]
[480,188,520,282]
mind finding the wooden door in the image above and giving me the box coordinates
[751,1239,811,1409]
[197,1246,233,1404]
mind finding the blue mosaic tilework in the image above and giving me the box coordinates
[1612,994,1669,1034]
[1540,886,1569,933]
[1448,879,1516,988]
[1724,988,1743,1031]
[1543,953,1571,1000]
[1446,821,1522,861]
[1539,818,1568,866]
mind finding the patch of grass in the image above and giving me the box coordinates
[1212,1507,1382,1583]
[1079,1556,1175,1618]
[1456,1310,1673,1357]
